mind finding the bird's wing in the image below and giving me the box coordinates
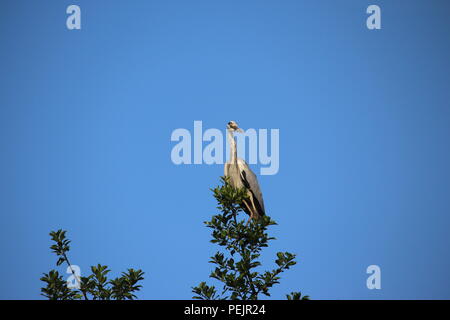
[237,159,266,215]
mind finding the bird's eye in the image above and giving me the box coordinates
[228,122,232,125]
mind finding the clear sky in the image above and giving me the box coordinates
[1,0,449,299]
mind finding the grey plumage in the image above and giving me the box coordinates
[224,121,266,220]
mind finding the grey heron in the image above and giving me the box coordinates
[224,121,266,222]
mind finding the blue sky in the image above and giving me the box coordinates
[1,0,449,299]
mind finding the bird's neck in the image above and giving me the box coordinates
[227,129,238,164]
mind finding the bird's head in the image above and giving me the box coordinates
[227,121,243,133]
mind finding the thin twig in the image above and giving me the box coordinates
[63,253,89,300]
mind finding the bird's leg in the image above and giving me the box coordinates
[243,200,254,226]
[248,192,259,220]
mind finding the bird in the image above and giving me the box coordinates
[224,121,266,222]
